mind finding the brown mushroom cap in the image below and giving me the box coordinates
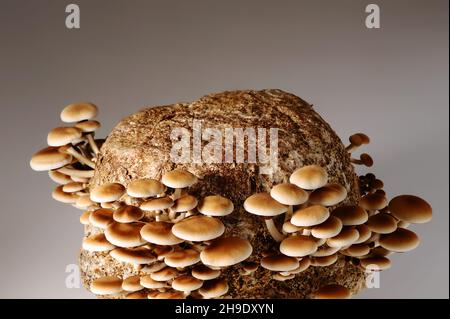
[312,245,340,257]
[122,275,143,292]
[191,264,221,280]
[148,290,186,299]
[79,211,91,225]
[312,254,338,267]
[282,221,302,234]
[82,233,116,252]
[140,275,168,289]
[261,254,299,272]
[74,120,101,132]
[113,205,144,223]
[289,257,311,273]
[360,256,391,271]
[47,127,82,147]
[161,169,197,189]
[52,185,78,203]
[171,215,224,242]
[75,195,96,210]
[200,237,252,267]
[90,276,122,295]
[331,205,368,226]
[354,224,372,244]
[345,244,371,257]
[311,216,343,239]
[389,195,432,224]
[140,196,174,211]
[172,275,203,292]
[165,248,200,268]
[359,193,388,211]
[150,267,179,282]
[243,193,287,217]
[104,222,145,248]
[48,170,72,184]
[140,221,183,245]
[90,183,125,203]
[198,195,234,216]
[171,195,198,213]
[273,273,295,281]
[61,102,98,123]
[126,179,165,198]
[379,228,420,252]
[327,227,360,248]
[125,291,148,299]
[199,278,229,299]
[291,205,330,227]
[289,165,328,190]
[366,213,398,234]
[308,184,348,206]
[349,133,370,146]
[279,235,318,257]
[30,147,72,171]
[369,246,393,257]
[89,208,114,229]
[109,247,156,264]
[153,245,174,259]
[314,284,351,299]
[270,183,308,206]
[62,182,85,193]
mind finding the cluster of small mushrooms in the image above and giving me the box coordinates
[30,104,432,299]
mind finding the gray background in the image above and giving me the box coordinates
[0,0,448,298]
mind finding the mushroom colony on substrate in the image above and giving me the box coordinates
[30,90,433,299]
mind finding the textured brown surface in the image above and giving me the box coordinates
[83,89,365,298]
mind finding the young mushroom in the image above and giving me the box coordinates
[350,153,374,167]
[104,222,146,248]
[90,276,123,296]
[82,233,116,252]
[109,247,156,265]
[48,170,72,184]
[191,265,221,280]
[314,284,352,299]
[89,208,114,229]
[122,275,143,292]
[198,278,229,299]
[379,228,420,252]
[30,147,73,171]
[126,179,166,199]
[90,183,126,204]
[360,256,392,271]
[171,215,225,242]
[140,196,174,220]
[289,165,328,190]
[171,275,203,293]
[388,195,432,224]
[279,235,318,257]
[74,120,101,155]
[260,254,299,272]
[200,237,253,268]
[308,184,348,207]
[164,248,201,268]
[113,205,144,223]
[270,183,308,220]
[140,221,184,246]
[331,205,368,226]
[161,169,197,200]
[366,213,398,234]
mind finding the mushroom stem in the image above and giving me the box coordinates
[345,144,359,153]
[172,212,186,223]
[172,188,182,200]
[62,146,96,168]
[86,134,100,155]
[284,205,293,222]
[265,219,286,242]
[57,167,94,178]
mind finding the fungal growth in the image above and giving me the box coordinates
[30,91,433,299]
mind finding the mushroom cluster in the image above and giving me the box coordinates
[243,133,432,298]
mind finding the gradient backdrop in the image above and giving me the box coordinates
[0,0,448,298]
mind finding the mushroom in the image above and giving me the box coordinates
[60,102,98,123]
[388,195,432,224]
[282,221,302,234]
[360,256,391,271]
[379,228,420,252]
[161,169,197,200]
[191,265,221,280]
[148,290,186,299]
[197,195,234,217]
[366,213,398,234]
[126,179,166,199]
[30,147,72,171]
[272,273,295,281]
[74,120,101,155]
[331,205,368,226]
[89,208,114,229]
[150,267,179,282]
[82,233,116,252]
[289,257,311,273]
[140,221,184,246]
[90,183,126,204]
[314,284,352,299]
[62,182,86,193]
[279,235,318,257]
[198,278,229,299]
[241,262,259,275]
[109,247,156,264]
[359,193,388,212]
[326,227,360,248]
[311,254,338,267]
[55,140,95,169]
[260,254,299,272]
[140,275,169,289]
[48,170,72,184]
[244,193,287,242]
[311,216,343,239]
[153,245,174,260]
[90,276,123,295]
[200,237,253,268]
[289,165,328,190]
[79,211,91,225]
[344,244,371,257]
[113,205,144,223]
[104,222,146,248]
[164,248,201,268]
[141,262,166,274]
[312,245,340,257]
[172,275,203,293]
[57,166,94,179]
[353,224,372,244]
[125,291,148,299]
[52,185,78,203]
[170,195,198,220]
[350,153,374,167]
[346,133,370,153]
[291,205,330,231]
[122,275,143,292]
[270,183,308,220]
[171,215,225,242]
[308,184,348,207]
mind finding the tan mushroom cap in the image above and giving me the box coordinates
[150,267,179,282]
[90,276,123,295]
[312,245,340,257]
[366,213,397,234]
[308,184,347,206]
[90,183,125,203]
[198,195,234,216]
[379,228,420,252]
[140,221,183,245]
[62,182,85,193]
[140,196,174,211]
[161,169,198,189]
[273,273,295,281]
[122,275,143,292]
[199,278,229,299]
[290,257,311,273]
[242,261,259,273]
[172,275,203,292]
[345,244,371,257]
[314,284,351,299]
[74,120,101,133]
[360,256,391,271]
[311,216,343,239]
[171,215,225,242]
[171,195,198,213]
[47,127,82,147]
[148,291,186,299]
[389,195,432,224]
[52,185,77,203]
[113,205,144,223]
[140,275,168,289]
[289,165,328,190]
[332,205,368,226]
[125,291,148,299]
[153,245,174,259]
[48,170,72,184]
[105,222,145,248]
[200,237,252,267]
[79,211,91,225]
[75,194,95,209]
[110,247,156,264]
[30,147,72,171]
[282,221,302,234]
[359,193,388,211]
[61,102,98,123]
[279,235,318,257]
[126,179,165,198]
[291,205,330,227]
[270,183,308,206]
[191,264,221,280]
[312,254,338,267]
[82,233,115,252]
[327,227,360,248]
[89,208,114,229]
[261,254,299,272]
[243,193,287,217]
[369,246,393,257]
[349,133,370,146]
[165,249,200,268]
[354,224,372,244]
